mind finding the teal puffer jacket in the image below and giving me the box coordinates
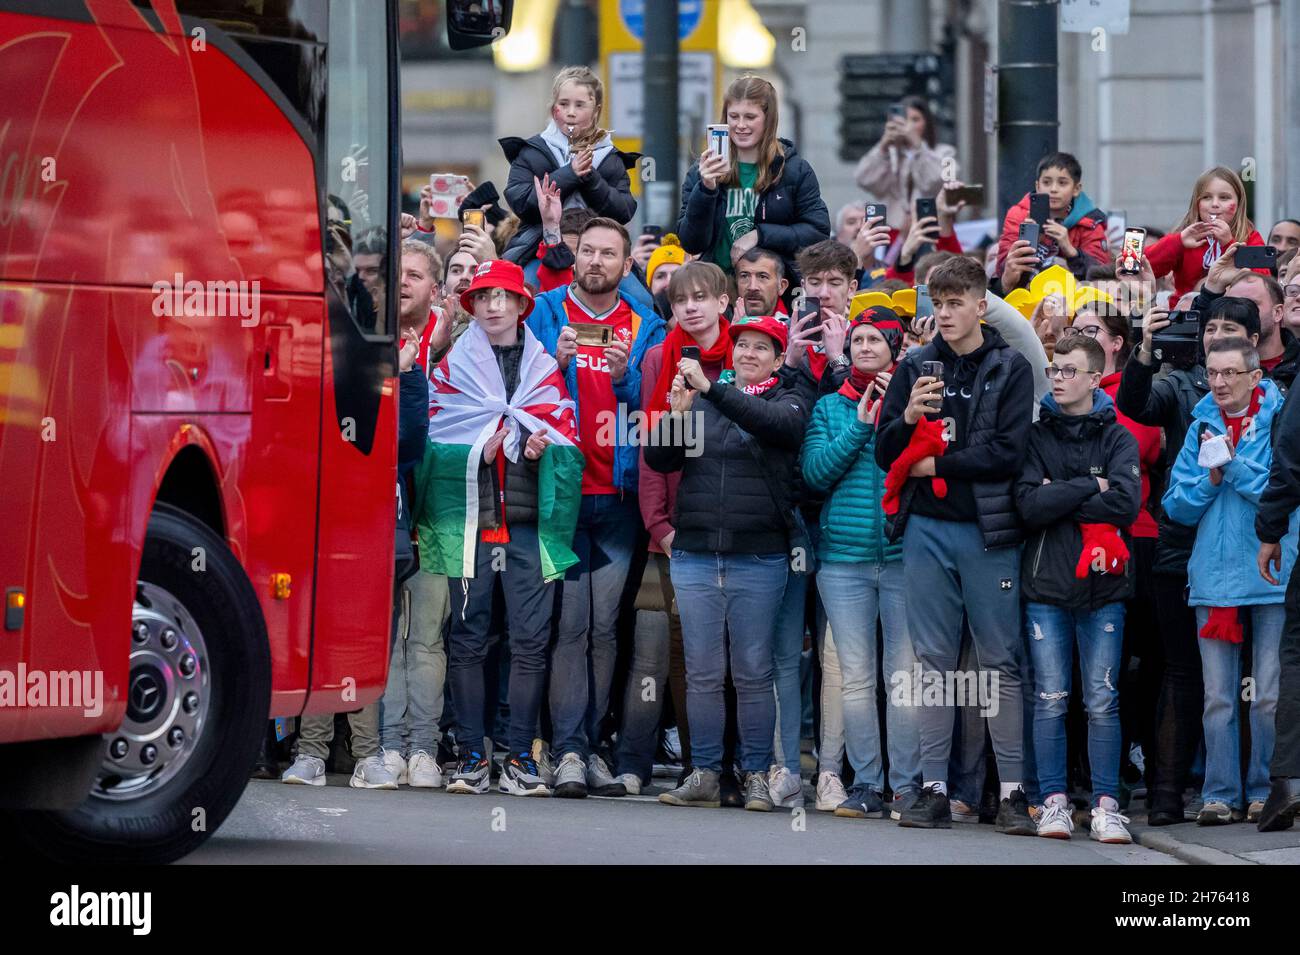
[801,391,901,565]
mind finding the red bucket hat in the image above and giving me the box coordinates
[727,314,789,353]
[460,259,535,320]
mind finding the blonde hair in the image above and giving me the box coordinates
[550,66,608,152]
[1174,166,1255,243]
[718,76,784,193]
[400,239,442,280]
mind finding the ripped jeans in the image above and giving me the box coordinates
[1025,602,1125,802]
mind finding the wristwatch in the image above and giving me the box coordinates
[830,354,850,369]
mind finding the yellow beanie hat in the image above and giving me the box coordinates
[646,234,687,287]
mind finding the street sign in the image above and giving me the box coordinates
[836,51,953,163]
[618,0,704,41]
[608,51,715,140]
[1060,0,1130,35]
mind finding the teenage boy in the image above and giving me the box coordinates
[416,259,585,796]
[1014,336,1141,843]
[997,152,1109,290]
[875,255,1036,834]
[1163,337,1296,825]
[527,217,666,797]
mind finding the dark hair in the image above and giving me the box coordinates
[1229,271,1285,307]
[560,207,596,236]
[667,261,728,303]
[737,246,785,282]
[795,240,857,282]
[1073,303,1132,370]
[1036,151,1083,184]
[579,216,631,257]
[1054,334,1106,373]
[354,226,387,258]
[1086,262,1117,281]
[1273,217,1300,233]
[1206,295,1261,339]
[873,278,910,294]
[1207,335,1260,372]
[915,249,956,284]
[927,255,988,299]
[899,95,937,148]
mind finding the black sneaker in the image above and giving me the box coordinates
[719,771,744,809]
[446,752,491,794]
[499,753,551,797]
[834,782,887,818]
[995,789,1037,836]
[899,785,952,829]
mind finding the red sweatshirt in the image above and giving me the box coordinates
[1143,227,1266,302]
[1101,372,1161,539]
[995,192,1108,276]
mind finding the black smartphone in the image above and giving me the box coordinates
[642,224,663,240]
[1234,245,1278,270]
[947,184,985,206]
[915,197,938,223]
[1018,220,1041,248]
[864,202,887,223]
[799,295,822,343]
[1029,192,1051,224]
[680,345,700,362]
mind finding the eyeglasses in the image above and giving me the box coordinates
[1046,365,1094,380]
[1207,368,1250,382]
[1060,324,1103,339]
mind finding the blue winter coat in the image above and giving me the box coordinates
[526,285,665,494]
[1162,379,1299,606]
[801,391,901,565]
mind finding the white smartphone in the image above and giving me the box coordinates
[707,124,730,163]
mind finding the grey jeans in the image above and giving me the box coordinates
[298,704,381,760]
[380,570,449,756]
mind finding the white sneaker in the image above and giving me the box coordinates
[350,754,399,790]
[768,765,804,809]
[1037,797,1075,839]
[407,750,444,788]
[616,773,642,795]
[815,771,847,812]
[1090,806,1132,844]
[281,754,326,786]
[381,747,408,785]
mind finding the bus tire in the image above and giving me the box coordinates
[7,503,270,864]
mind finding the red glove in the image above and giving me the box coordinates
[882,417,948,516]
[1199,606,1244,644]
[1074,523,1130,578]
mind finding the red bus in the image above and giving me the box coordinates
[0,0,434,863]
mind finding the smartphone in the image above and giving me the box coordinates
[1029,192,1051,225]
[888,103,906,120]
[915,197,938,223]
[915,283,933,320]
[864,202,887,223]
[1234,245,1278,270]
[707,124,730,162]
[570,323,613,347]
[462,208,485,229]
[799,295,822,343]
[680,345,700,362]
[1119,228,1146,275]
[1018,220,1041,249]
[428,173,472,219]
[946,184,985,206]
[642,224,664,240]
[921,360,944,381]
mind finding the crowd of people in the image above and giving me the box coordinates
[269,65,1300,845]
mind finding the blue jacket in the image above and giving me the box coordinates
[801,391,901,565]
[526,285,665,494]
[1162,379,1299,606]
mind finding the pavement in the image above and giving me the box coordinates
[187,776,1181,865]
[1125,808,1300,865]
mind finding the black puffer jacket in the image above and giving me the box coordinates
[875,327,1034,549]
[676,139,830,281]
[646,377,810,554]
[1115,356,1208,574]
[1016,391,1142,610]
[476,342,540,528]
[498,134,639,264]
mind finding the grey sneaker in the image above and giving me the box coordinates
[659,767,721,807]
[553,752,588,798]
[1197,800,1243,825]
[586,753,627,796]
[616,772,643,796]
[446,753,491,794]
[499,753,551,797]
[350,755,399,790]
[531,739,555,787]
[743,770,774,812]
[281,754,326,786]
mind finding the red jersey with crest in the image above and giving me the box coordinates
[564,288,635,494]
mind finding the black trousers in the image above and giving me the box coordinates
[1147,569,1204,808]
[1270,558,1300,777]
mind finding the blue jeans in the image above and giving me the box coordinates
[549,493,640,757]
[670,549,788,773]
[1196,604,1284,807]
[380,570,449,755]
[613,609,670,783]
[817,560,921,795]
[772,570,807,773]
[1025,602,1125,801]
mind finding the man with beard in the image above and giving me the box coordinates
[734,247,790,320]
[527,217,666,797]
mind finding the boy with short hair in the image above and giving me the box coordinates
[1014,335,1141,843]
[997,152,1109,290]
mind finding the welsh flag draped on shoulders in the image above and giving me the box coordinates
[414,321,584,582]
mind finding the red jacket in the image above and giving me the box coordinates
[995,192,1108,276]
[1100,372,1161,539]
[1143,227,1266,302]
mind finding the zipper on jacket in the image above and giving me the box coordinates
[1031,530,1046,578]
